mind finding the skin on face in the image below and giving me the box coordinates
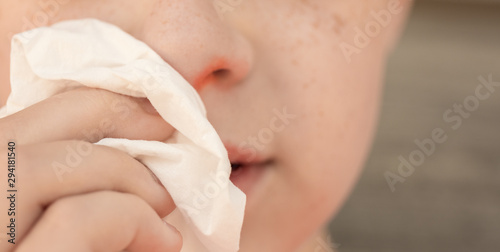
[0,0,412,251]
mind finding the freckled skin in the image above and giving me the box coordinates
[0,0,412,251]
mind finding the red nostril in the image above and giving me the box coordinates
[211,68,232,86]
[212,68,231,79]
[192,56,251,92]
[193,58,230,92]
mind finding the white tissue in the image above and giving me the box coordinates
[0,19,246,252]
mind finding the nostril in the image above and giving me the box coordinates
[212,68,230,79]
[192,59,229,91]
[192,57,250,91]
[194,68,233,91]
[212,68,232,86]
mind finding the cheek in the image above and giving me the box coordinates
[277,37,386,218]
[243,2,391,230]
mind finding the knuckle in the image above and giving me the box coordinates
[120,192,149,209]
[116,192,159,217]
[84,87,133,110]
[44,197,84,226]
[92,191,148,211]
[66,88,116,117]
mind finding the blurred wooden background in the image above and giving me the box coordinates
[329,1,500,251]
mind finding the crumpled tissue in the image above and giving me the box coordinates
[0,19,246,252]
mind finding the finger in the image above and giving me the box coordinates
[15,191,182,252]
[9,141,175,247]
[0,88,175,145]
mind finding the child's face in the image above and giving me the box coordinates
[2,0,411,250]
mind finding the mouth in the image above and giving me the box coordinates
[225,143,274,196]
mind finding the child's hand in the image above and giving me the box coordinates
[0,88,182,252]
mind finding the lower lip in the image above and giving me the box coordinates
[230,163,270,196]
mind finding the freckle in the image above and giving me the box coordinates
[332,13,346,35]
[303,82,310,89]
[292,59,298,66]
[313,19,320,29]
[319,110,324,117]
[334,14,345,27]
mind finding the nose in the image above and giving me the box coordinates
[134,0,253,91]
